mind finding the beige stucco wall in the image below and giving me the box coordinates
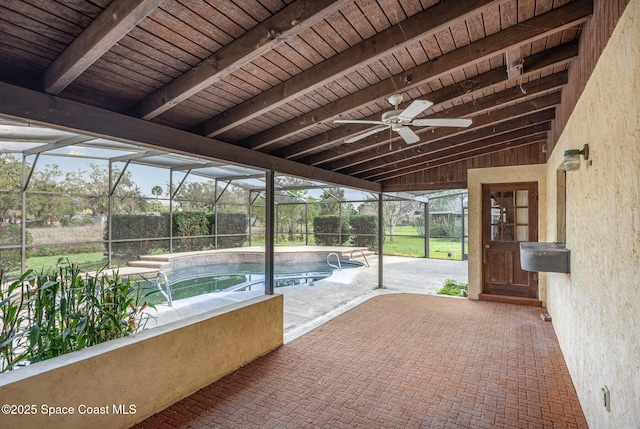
[543,0,640,427]
[0,294,283,429]
[467,164,547,301]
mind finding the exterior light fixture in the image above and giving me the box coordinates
[563,144,589,171]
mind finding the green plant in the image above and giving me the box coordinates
[313,215,350,246]
[0,259,158,373]
[349,215,378,250]
[436,278,468,296]
[148,247,169,255]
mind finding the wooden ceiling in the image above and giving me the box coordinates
[0,0,594,191]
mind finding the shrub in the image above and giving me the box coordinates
[172,211,210,252]
[106,214,169,258]
[313,215,350,246]
[349,215,378,250]
[436,278,468,296]
[105,212,247,258]
[214,212,247,248]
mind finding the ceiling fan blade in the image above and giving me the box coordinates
[334,119,386,125]
[398,100,433,121]
[344,125,391,143]
[395,126,420,144]
[411,118,473,127]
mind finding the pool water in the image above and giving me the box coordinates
[139,261,359,305]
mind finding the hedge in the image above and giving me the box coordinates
[172,211,211,252]
[214,212,247,248]
[106,214,170,258]
[313,215,350,246]
[349,215,378,250]
[105,212,247,258]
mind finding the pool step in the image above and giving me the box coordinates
[127,260,170,270]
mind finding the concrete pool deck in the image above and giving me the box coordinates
[144,255,469,342]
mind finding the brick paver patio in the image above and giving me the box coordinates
[133,294,587,428]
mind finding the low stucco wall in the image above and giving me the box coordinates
[0,294,283,429]
[542,1,640,427]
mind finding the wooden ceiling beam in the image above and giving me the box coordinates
[40,0,164,95]
[365,127,550,182]
[317,72,567,173]
[191,0,503,139]
[241,0,590,151]
[298,75,565,168]
[129,0,350,120]
[274,40,577,161]
[349,109,556,179]
[382,180,469,192]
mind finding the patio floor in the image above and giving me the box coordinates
[132,291,587,428]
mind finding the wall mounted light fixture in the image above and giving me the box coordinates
[563,144,589,171]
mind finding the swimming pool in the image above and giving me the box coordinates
[143,261,362,305]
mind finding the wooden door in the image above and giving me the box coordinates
[482,183,538,298]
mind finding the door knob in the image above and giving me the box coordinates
[484,244,490,248]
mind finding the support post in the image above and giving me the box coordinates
[460,194,465,260]
[264,170,275,295]
[107,161,113,266]
[424,201,429,259]
[169,171,173,253]
[378,192,384,288]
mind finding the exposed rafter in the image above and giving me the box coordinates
[277,41,578,162]
[129,0,352,120]
[40,0,164,95]
[241,0,591,152]
[0,0,603,192]
[191,0,503,139]
[322,72,568,174]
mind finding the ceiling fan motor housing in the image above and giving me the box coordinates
[382,109,408,123]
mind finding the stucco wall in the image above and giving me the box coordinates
[467,164,547,301]
[0,294,283,429]
[543,0,640,426]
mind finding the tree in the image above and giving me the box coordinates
[383,200,420,242]
[318,187,343,215]
[151,185,163,197]
[27,164,71,224]
[274,177,308,242]
[173,180,217,211]
[0,154,22,223]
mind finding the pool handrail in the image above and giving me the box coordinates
[327,252,342,270]
[156,271,173,306]
[350,249,370,267]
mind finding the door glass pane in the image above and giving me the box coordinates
[517,225,529,241]
[491,208,501,223]
[516,190,528,206]
[503,225,514,241]
[503,191,515,207]
[503,208,515,223]
[517,207,528,228]
[492,225,501,241]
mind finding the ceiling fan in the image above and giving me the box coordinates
[334,94,472,144]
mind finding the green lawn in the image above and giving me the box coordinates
[384,225,466,259]
[24,252,108,273]
[13,227,464,275]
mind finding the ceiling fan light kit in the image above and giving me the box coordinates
[334,94,472,144]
